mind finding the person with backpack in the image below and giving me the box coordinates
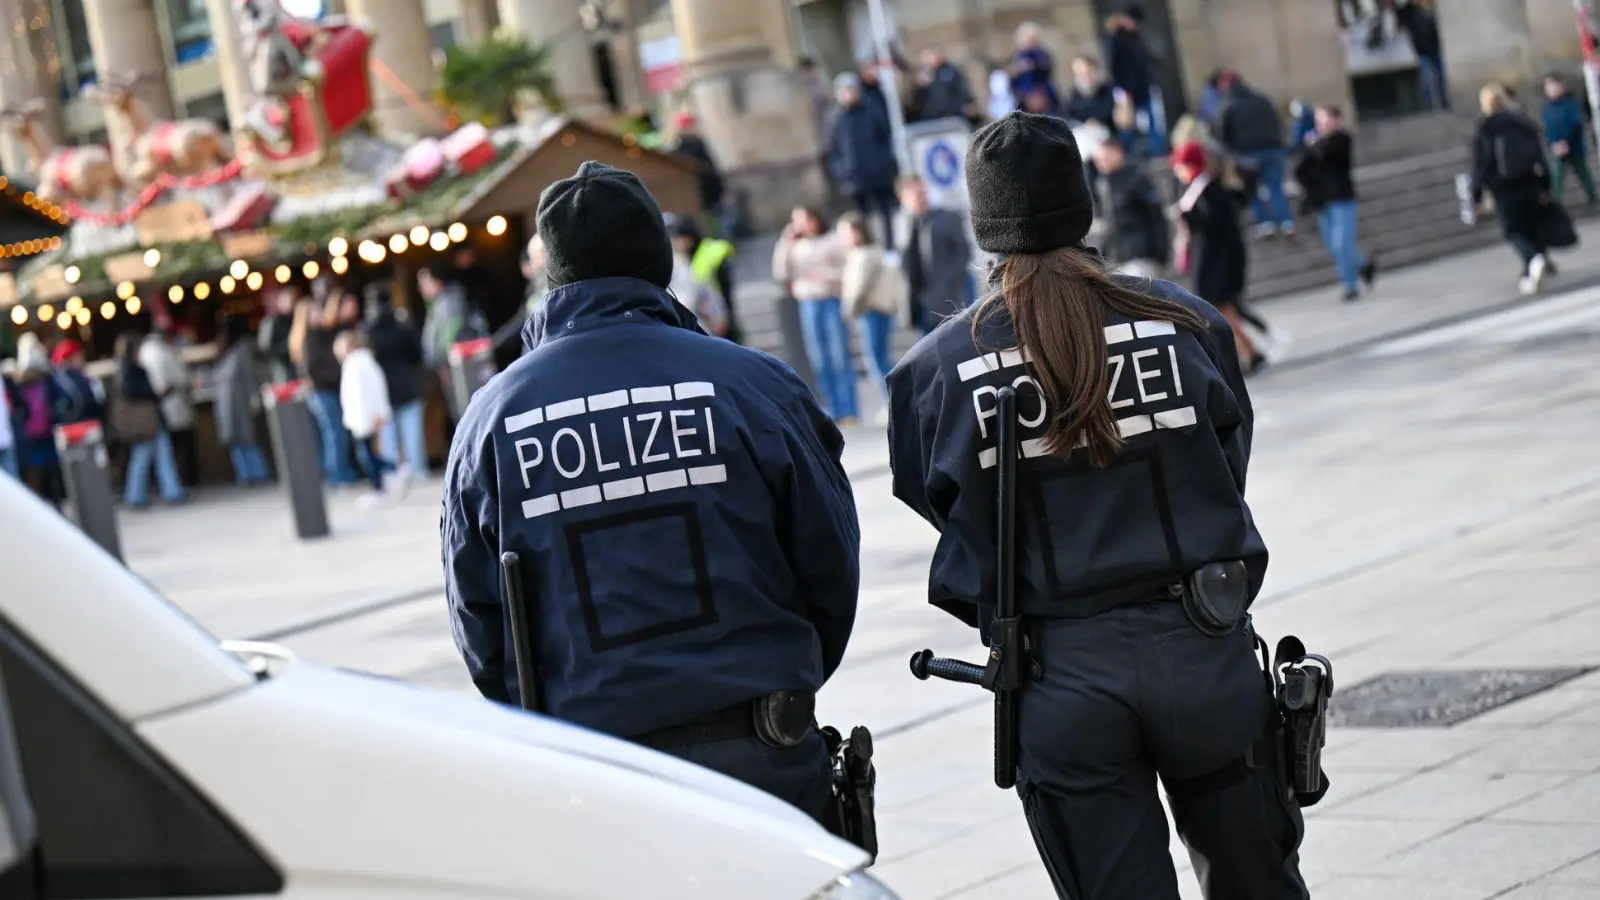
[1217,71,1296,239]
[1469,82,1555,296]
[48,340,106,426]
[8,335,63,508]
[112,331,186,509]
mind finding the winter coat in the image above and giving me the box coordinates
[366,311,425,408]
[1065,81,1118,131]
[1103,27,1153,105]
[1011,47,1059,110]
[913,63,975,122]
[671,132,726,211]
[138,337,194,431]
[1396,2,1442,59]
[772,230,847,302]
[339,347,390,439]
[1180,176,1249,306]
[826,102,899,195]
[257,313,296,383]
[49,367,104,426]
[896,207,973,323]
[841,246,906,318]
[212,339,260,448]
[1219,85,1284,154]
[1100,164,1171,265]
[301,326,343,392]
[1543,95,1588,160]
[1296,130,1358,213]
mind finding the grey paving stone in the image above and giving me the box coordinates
[1362,822,1600,895]
[1323,769,1567,822]
[1493,774,1600,825]
[1307,875,1507,900]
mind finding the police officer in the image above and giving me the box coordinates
[442,162,861,822]
[887,113,1309,899]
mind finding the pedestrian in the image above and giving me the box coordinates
[47,339,105,426]
[1216,70,1296,238]
[1011,22,1059,114]
[290,286,358,486]
[1543,73,1599,206]
[6,335,61,506]
[838,212,903,426]
[441,160,860,824]
[257,287,298,383]
[334,329,389,504]
[772,206,858,425]
[857,61,893,126]
[1091,138,1170,278]
[1469,83,1554,296]
[988,60,1017,122]
[667,113,728,236]
[912,46,978,124]
[1103,6,1165,154]
[886,110,1310,900]
[668,217,730,338]
[418,265,488,422]
[826,72,901,244]
[0,366,16,481]
[895,175,974,333]
[212,317,272,487]
[1397,0,1447,111]
[365,284,427,481]
[670,215,741,343]
[1297,105,1378,301]
[139,327,197,488]
[111,331,186,509]
[1172,140,1263,371]
[1064,56,1118,132]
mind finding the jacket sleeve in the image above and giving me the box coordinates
[886,360,953,531]
[1470,127,1493,204]
[1200,307,1254,492]
[761,364,860,681]
[840,251,867,317]
[442,427,511,704]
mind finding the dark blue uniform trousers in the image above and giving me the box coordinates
[1017,601,1310,900]
[661,729,836,823]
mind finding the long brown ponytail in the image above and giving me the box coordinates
[973,247,1207,467]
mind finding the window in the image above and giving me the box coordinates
[164,0,212,64]
[55,0,95,91]
[0,620,282,898]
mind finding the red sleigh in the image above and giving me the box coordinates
[240,20,375,176]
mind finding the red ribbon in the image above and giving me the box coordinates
[59,158,247,228]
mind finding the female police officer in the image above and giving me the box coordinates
[886,112,1310,899]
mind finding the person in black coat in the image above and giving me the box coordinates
[827,72,901,242]
[911,47,978,123]
[1469,84,1554,295]
[1173,140,1264,372]
[363,284,428,478]
[668,113,727,224]
[1064,56,1118,131]
[1397,0,1447,110]
[1091,139,1169,276]
[1296,105,1377,301]
[1103,6,1165,153]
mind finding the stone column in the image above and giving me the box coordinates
[82,0,175,159]
[457,0,499,45]
[1202,0,1350,113]
[1437,0,1536,107]
[0,0,62,177]
[497,0,612,121]
[200,0,252,135]
[671,0,821,231]
[346,0,442,138]
[1524,0,1584,74]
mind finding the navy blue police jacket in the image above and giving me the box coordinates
[886,275,1267,627]
[443,276,861,738]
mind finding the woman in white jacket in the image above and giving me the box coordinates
[335,330,391,496]
[838,212,905,425]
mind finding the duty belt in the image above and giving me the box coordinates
[632,690,817,750]
[632,701,758,749]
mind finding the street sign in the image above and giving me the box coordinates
[905,118,973,212]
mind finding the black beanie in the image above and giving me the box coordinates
[536,161,674,289]
[965,112,1094,256]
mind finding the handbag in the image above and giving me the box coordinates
[110,395,161,444]
[1539,198,1579,250]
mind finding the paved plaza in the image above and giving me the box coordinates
[121,227,1600,899]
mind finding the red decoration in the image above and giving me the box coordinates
[59,158,246,228]
[209,182,278,232]
[252,23,374,166]
[442,122,496,176]
[54,420,103,448]
[386,139,445,200]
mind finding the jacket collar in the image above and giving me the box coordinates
[523,276,705,351]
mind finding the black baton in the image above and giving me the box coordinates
[501,551,544,714]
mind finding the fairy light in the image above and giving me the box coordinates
[220,275,236,294]
[303,260,320,279]
[73,307,89,326]
[486,215,508,237]
[125,296,142,315]
[55,311,69,329]
[194,282,211,300]
[100,301,115,320]
[429,231,449,252]
[447,222,468,242]
[246,271,264,291]
[168,285,184,303]
[9,306,25,325]
[329,236,348,257]
[274,264,291,283]
[143,248,161,267]
[229,259,249,279]
[36,304,53,321]
[388,233,407,254]
[331,255,349,275]
[63,265,80,284]
[409,225,429,246]
[64,296,82,314]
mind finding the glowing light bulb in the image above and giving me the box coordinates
[303,260,320,279]
[246,271,264,291]
[388,233,407,254]
[116,281,135,300]
[220,275,236,294]
[9,306,25,325]
[429,231,449,252]
[65,296,82,314]
[410,225,429,246]
[125,296,143,315]
[194,282,211,300]
[447,222,468,242]
[143,248,161,267]
[73,307,89,326]
[486,215,508,236]
[100,301,116,319]
[168,285,184,302]
[55,311,70,329]
[230,259,249,279]
[36,304,53,321]
[63,265,80,284]
[331,256,349,275]
[329,236,348,257]
[275,264,291,283]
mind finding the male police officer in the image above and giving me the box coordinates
[442,162,861,821]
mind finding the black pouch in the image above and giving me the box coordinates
[754,690,816,749]
[1182,560,1250,637]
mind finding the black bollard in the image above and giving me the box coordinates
[54,421,122,561]
[262,380,330,540]
[777,295,817,394]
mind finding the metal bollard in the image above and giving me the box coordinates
[447,337,498,421]
[54,420,121,561]
[262,380,330,540]
[777,295,817,394]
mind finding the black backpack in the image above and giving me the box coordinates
[1494,118,1548,182]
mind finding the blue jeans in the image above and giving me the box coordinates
[0,445,17,479]
[1418,55,1448,111]
[380,399,427,474]
[857,311,895,407]
[797,297,859,421]
[1135,96,1167,157]
[307,389,357,485]
[228,443,272,485]
[124,430,186,506]
[1317,200,1368,293]
[352,435,386,491]
[1239,147,1294,228]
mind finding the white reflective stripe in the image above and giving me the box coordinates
[1154,406,1197,429]
[587,389,630,411]
[630,385,673,403]
[673,381,716,400]
[1118,415,1153,437]
[979,447,998,469]
[601,477,646,500]
[997,347,1030,368]
[504,408,544,433]
[1021,437,1050,458]
[956,353,999,381]
[545,397,587,420]
[1134,320,1176,338]
[646,469,689,491]
[522,494,560,518]
[688,464,727,485]
[1104,323,1134,344]
[559,485,603,508]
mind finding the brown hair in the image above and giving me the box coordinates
[973,247,1207,467]
[836,211,874,245]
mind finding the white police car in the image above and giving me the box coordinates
[0,474,896,899]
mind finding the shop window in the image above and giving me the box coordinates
[165,0,212,64]
[430,21,458,52]
[0,619,282,898]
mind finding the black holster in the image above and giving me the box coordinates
[1182,560,1250,636]
[1255,632,1333,807]
[821,724,878,860]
